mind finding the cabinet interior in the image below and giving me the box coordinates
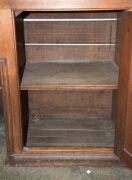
[15,11,120,148]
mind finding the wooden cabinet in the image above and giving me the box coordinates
[0,1,132,168]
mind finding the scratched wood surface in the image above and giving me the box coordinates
[21,61,118,90]
[27,116,115,147]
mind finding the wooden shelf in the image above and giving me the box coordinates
[27,116,115,147]
[21,61,118,90]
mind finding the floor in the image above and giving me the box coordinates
[0,121,132,180]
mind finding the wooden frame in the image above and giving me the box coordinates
[1,0,132,10]
[0,1,132,168]
[0,9,22,155]
[114,11,132,169]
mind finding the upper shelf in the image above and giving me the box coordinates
[21,61,118,90]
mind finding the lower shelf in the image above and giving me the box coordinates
[27,116,115,147]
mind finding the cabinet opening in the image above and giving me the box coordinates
[15,11,120,148]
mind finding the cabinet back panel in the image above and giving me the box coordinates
[29,108,112,119]
[26,45,115,62]
[24,21,116,44]
[29,90,112,119]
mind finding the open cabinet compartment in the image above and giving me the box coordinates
[1,1,132,168]
[15,11,119,149]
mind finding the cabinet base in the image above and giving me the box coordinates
[5,152,120,167]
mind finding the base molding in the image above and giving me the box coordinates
[6,152,121,167]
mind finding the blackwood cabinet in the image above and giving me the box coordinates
[0,0,132,168]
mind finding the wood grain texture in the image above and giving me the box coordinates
[27,116,115,147]
[24,21,116,44]
[23,11,117,130]
[21,61,118,90]
[1,0,132,10]
[23,146,114,153]
[0,1,131,168]
[29,90,112,109]
[114,11,132,169]
[7,151,119,167]
[25,45,116,62]
[24,11,117,62]
[28,90,112,119]
[30,108,112,120]
[0,59,14,154]
[0,10,22,154]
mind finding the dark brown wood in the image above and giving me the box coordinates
[21,61,118,90]
[0,91,3,120]
[27,130,114,147]
[29,90,112,109]
[27,116,114,147]
[7,147,119,167]
[15,13,26,80]
[14,12,29,146]
[23,10,117,138]
[6,150,120,167]
[27,117,114,131]
[0,72,1,88]
[25,45,115,62]
[24,12,117,19]
[24,21,116,44]
[28,90,112,119]
[24,11,117,67]
[0,0,132,169]
[30,108,112,121]
[114,11,132,169]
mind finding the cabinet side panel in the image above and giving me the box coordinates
[115,11,132,169]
